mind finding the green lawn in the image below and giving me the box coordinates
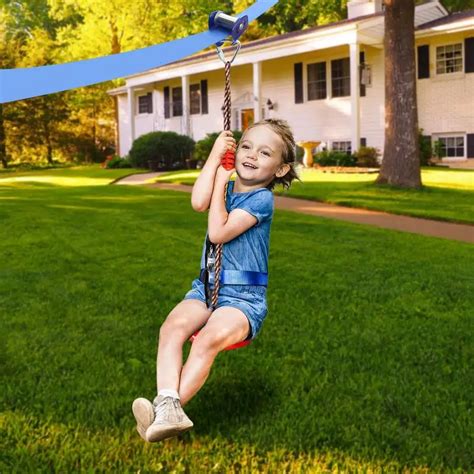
[0,163,144,184]
[1,166,473,472]
[152,167,474,225]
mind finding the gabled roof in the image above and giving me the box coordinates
[166,11,384,68]
[106,0,457,93]
[416,8,474,29]
[164,0,451,69]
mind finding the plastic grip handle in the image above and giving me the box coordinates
[221,150,235,170]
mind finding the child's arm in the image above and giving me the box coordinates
[208,166,258,244]
[191,131,236,212]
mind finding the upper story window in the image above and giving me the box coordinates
[436,43,463,74]
[307,62,327,100]
[331,58,350,97]
[138,92,153,114]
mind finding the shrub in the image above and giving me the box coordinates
[354,146,380,167]
[314,150,357,167]
[193,130,243,163]
[418,129,433,166]
[106,156,132,169]
[128,131,195,170]
[433,140,444,160]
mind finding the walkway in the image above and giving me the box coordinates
[112,176,474,244]
[112,172,166,185]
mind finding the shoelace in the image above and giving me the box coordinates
[153,396,183,424]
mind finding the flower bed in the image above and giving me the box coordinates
[313,165,379,173]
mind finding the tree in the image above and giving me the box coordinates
[375,0,422,189]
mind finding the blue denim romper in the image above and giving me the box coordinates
[184,180,274,341]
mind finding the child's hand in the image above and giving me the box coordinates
[216,161,235,182]
[210,130,237,162]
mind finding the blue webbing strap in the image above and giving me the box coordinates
[0,1,278,103]
[200,268,268,286]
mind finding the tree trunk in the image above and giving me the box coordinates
[375,0,422,188]
[0,104,8,168]
[45,122,53,165]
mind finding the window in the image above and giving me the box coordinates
[436,135,465,157]
[138,92,153,114]
[331,58,350,97]
[307,62,327,100]
[190,83,201,114]
[172,87,182,116]
[332,141,352,154]
[436,43,463,74]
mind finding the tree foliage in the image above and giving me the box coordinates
[1,0,472,166]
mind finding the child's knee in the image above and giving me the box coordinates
[190,330,222,356]
[159,319,189,341]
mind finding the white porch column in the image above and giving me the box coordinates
[127,86,135,151]
[253,62,262,123]
[181,74,190,136]
[349,42,360,153]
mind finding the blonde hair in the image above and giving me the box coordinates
[238,118,301,191]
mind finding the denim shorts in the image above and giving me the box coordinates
[183,278,268,341]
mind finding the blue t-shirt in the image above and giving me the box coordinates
[199,180,274,276]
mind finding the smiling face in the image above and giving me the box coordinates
[235,124,290,188]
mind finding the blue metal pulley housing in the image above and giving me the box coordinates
[209,10,248,47]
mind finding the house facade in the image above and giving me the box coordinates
[106,0,474,163]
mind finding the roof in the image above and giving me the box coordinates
[416,8,474,29]
[107,0,461,94]
[164,11,384,69]
[157,0,454,70]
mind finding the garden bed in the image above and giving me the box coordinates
[313,165,380,173]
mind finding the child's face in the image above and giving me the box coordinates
[235,125,290,186]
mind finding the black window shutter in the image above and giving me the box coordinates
[359,52,366,97]
[148,92,153,113]
[465,38,474,73]
[360,137,367,147]
[294,63,303,104]
[164,86,170,118]
[417,45,430,79]
[201,80,208,114]
[467,134,474,158]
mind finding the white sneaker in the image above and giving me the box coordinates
[132,397,155,441]
[145,395,194,443]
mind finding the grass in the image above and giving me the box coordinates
[1,165,473,472]
[152,167,474,225]
[0,163,145,185]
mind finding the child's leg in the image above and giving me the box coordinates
[157,299,212,394]
[178,306,250,407]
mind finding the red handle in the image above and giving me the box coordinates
[221,150,235,170]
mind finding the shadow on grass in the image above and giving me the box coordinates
[190,366,277,437]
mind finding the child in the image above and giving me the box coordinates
[132,118,300,443]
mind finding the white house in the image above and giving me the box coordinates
[106,0,474,164]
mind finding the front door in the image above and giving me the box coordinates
[241,108,254,131]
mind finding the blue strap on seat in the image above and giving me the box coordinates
[200,268,267,286]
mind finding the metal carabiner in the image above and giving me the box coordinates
[215,39,241,65]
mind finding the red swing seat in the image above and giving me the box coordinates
[188,329,252,351]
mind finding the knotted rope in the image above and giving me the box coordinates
[210,59,233,310]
